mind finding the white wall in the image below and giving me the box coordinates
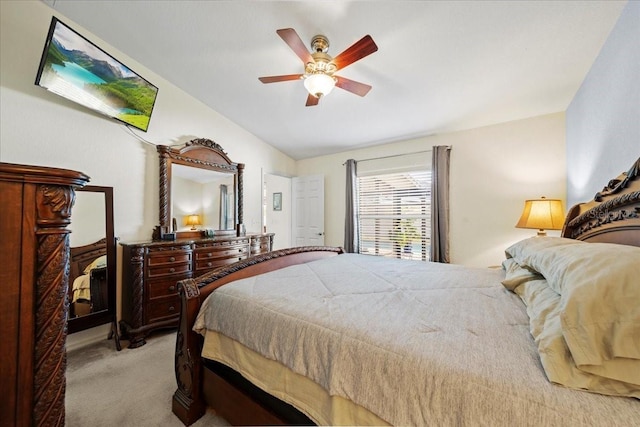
[297,113,566,267]
[446,113,565,266]
[566,1,640,207]
[1,1,296,347]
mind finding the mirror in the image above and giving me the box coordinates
[171,164,235,231]
[68,186,118,346]
[155,138,244,239]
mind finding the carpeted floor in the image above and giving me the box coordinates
[66,331,229,426]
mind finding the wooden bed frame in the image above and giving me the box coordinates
[172,158,640,426]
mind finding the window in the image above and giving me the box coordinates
[357,170,431,260]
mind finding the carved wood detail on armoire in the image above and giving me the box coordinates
[0,162,89,427]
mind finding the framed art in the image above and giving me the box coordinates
[35,17,159,132]
[273,192,282,211]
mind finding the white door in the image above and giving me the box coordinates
[292,175,325,246]
[263,173,292,250]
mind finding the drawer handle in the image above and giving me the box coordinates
[207,262,212,267]
[169,256,175,262]
[238,248,243,253]
[238,257,243,261]
[168,306,175,312]
[207,253,212,257]
[169,267,175,273]
[168,285,176,292]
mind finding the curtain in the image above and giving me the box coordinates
[430,146,451,263]
[344,159,359,253]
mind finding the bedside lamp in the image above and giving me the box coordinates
[186,214,201,230]
[516,197,564,237]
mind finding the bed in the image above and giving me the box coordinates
[69,238,109,318]
[173,158,640,426]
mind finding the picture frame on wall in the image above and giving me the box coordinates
[273,192,282,211]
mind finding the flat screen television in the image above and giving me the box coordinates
[35,17,158,132]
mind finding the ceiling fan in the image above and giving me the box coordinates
[259,28,378,106]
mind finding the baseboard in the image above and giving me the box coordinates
[66,323,111,352]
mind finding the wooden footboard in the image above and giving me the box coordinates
[172,246,343,426]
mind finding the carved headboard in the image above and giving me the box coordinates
[561,158,640,247]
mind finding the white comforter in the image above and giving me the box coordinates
[194,253,639,426]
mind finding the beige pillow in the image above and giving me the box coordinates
[505,237,640,386]
[501,257,543,291]
[502,262,640,397]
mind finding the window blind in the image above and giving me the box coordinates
[357,170,431,260]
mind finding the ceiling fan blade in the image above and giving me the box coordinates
[258,74,303,84]
[332,35,378,70]
[277,28,314,64]
[335,76,372,97]
[305,93,320,107]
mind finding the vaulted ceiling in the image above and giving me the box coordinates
[46,1,626,159]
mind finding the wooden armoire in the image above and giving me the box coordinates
[0,162,89,427]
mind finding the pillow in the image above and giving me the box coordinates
[503,264,640,397]
[505,237,640,386]
[501,257,543,291]
[83,255,107,274]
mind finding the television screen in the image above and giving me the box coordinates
[35,17,158,132]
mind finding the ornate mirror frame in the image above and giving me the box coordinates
[155,138,244,240]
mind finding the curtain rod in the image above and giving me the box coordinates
[342,148,447,166]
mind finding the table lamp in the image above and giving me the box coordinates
[186,214,201,230]
[516,196,564,236]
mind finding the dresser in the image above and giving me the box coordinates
[0,162,89,427]
[120,233,274,348]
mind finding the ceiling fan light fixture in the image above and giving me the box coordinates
[304,73,336,98]
[260,28,378,106]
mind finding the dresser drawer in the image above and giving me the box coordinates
[195,245,249,260]
[146,278,184,300]
[147,251,192,266]
[197,238,250,249]
[146,297,180,324]
[147,262,191,279]
[252,245,270,255]
[195,253,249,272]
[251,239,271,252]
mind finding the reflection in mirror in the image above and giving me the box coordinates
[171,164,235,231]
[220,184,235,230]
[69,191,106,318]
[68,186,118,348]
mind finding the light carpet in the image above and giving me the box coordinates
[66,331,229,426]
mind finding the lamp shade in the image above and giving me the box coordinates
[186,214,201,230]
[516,197,564,236]
[304,73,336,98]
